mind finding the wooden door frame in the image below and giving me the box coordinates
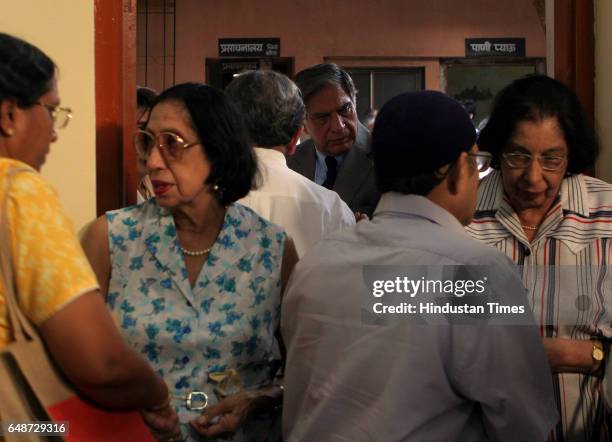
[94,0,137,216]
[554,0,594,123]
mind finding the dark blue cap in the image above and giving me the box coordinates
[372,91,476,177]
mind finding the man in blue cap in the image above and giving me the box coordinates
[281,91,558,441]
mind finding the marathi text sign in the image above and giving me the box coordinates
[218,38,280,57]
[465,38,525,57]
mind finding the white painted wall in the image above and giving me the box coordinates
[0,1,96,230]
[595,0,612,183]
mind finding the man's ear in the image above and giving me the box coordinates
[446,152,471,195]
[286,126,304,156]
[0,99,18,136]
[302,119,311,136]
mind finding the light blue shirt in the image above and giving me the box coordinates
[282,193,557,441]
[314,148,346,186]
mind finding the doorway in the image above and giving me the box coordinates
[205,57,294,90]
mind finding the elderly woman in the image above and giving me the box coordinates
[0,32,176,437]
[82,82,298,441]
[467,75,610,441]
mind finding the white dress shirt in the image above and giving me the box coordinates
[239,148,355,257]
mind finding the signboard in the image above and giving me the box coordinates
[218,38,280,57]
[465,38,525,57]
[221,61,258,72]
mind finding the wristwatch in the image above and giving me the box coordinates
[591,339,604,373]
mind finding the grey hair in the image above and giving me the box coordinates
[294,63,357,107]
[225,70,305,148]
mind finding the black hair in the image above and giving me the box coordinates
[137,86,157,108]
[152,83,257,205]
[478,74,598,174]
[225,70,305,147]
[294,63,357,106]
[0,33,55,107]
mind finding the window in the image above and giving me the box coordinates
[346,68,424,123]
[442,59,545,130]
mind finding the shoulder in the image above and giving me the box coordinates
[288,169,355,220]
[2,161,76,235]
[402,217,515,268]
[287,140,315,165]
[289,168,339,201]
[230,203,287,238]
[414,219,511,265]
[579,174,612,212]
[1,159,56,203]
[354,123,372,153]
[82,215,108,242]
[106,199,155,226]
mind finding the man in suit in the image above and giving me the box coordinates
[288,63,380,217]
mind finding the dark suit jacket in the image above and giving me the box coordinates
[287,123,381,217]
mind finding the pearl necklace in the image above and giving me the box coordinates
[180,246,212,257]
[521,224,539,231]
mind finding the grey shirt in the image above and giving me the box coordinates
[282,193,558,441]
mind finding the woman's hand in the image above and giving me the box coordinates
[542,337,596,373]
[141,400,182,442]
[189,386,282,438]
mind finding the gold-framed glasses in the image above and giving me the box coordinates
[468,152,493,172]
[502,152,566,172]
[133,129,201,161]
[35,102,72,130]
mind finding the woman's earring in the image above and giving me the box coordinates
[213,184,224,202]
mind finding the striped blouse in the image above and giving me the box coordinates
[466,171,611,441]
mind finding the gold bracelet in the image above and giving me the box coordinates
[591,339,605,375]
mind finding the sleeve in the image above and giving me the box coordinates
[449,260,559,441]
[329,195,356,232]
[8,170,99,325]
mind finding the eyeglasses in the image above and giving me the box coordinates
[133,130,201,161]
[307,102,355,127]
[468,152,493,172]
[502,152,566,172]
[35,102,72,130]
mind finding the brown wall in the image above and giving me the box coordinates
[169,0,546,89]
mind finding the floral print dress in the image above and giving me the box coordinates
[106,200,286,441]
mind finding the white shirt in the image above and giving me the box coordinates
[239,148,355,257]
[282,193,557,441]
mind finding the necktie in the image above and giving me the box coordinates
[323,156,338,189]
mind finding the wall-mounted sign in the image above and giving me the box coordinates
[221,61,258,72]
[465,38,525,57]
[218,38,280,57]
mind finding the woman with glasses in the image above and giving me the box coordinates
[0,32,178,438]
[82,82,298,441]
[467,75,610,441]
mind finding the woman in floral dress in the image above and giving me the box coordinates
[83,83,298,441]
